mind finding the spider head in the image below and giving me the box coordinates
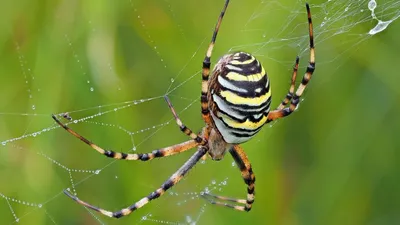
[207,128,233,161]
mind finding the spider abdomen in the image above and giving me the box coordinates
[209,52,271,144]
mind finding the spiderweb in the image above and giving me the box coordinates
[1,0,399,224]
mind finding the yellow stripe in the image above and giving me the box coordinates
[230,55,255,65]
[226,67,265,82]
[220,88,271,106]
[218,112,267,130]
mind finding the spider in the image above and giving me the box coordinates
[52,0,315,219]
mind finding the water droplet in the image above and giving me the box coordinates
[38,204,42,208]
[368,0,376,11]
[31,105,36,110]
[369,20,391,35]
[90,87,94,92]
[170,78,174,83]
[211,180,216,185]
[2,142,6,146]
[95,169,101,174]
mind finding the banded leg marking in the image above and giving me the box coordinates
[52,115,198,160]
[164,96,206,144]
[201,0,230,126]
[201,145,255,212]
[267,3,315,122]
[277,56,300,110]
[64,147,208,218]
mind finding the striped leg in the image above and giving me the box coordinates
[52,115,198,160]
[276,56,299,110]
[201,145,255,212]
[267,3,315,122]
[164,96,206,144]
[64,146,208,218]
[201,0,230,126]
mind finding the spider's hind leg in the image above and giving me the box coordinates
[201,145,255,212]
[64,147,208,218]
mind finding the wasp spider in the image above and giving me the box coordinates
[53,0,315,219]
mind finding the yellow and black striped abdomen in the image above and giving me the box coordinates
[209,52,271,144]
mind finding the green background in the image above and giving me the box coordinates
[0,0,399,224]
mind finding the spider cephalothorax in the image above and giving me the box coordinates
[54,0,315,219]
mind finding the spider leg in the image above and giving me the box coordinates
[64,146,208,218]
[267,3,315,123]
[201,0,230,127]
[52,114,198,160]
[201,145,255,212]
[276,56,299,110]
[164,96,206,144]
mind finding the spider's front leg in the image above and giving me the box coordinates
[164,96,207,144]
[52,114,199,161]
[201,0,230,128]
[201,145,255,211]
[267,3,315,123]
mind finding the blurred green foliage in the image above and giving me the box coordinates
[0,0,399,224]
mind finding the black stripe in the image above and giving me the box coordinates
[104,150,115,158]
[148,191,161,200]
[202,109,209,115]
[113,211,125,218]
[140,154,150,161]
[231,129,261,138]
[217,117,264,134]
[216,103,267,123]
[219,75,270,98]
[226,58,262,76]
[215,92,272,112]
[292,95,300,106]
[306,62,315,74]
[153,150,164,157]
[229,147,246,172]
[161,179,174,191]
[121,152,128,159]
[232,52,252,61]
[201,95,208,102]
[246,199,254,204]
[248,186,254,194]
[195,136,203,143]
[203,57,211,69]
